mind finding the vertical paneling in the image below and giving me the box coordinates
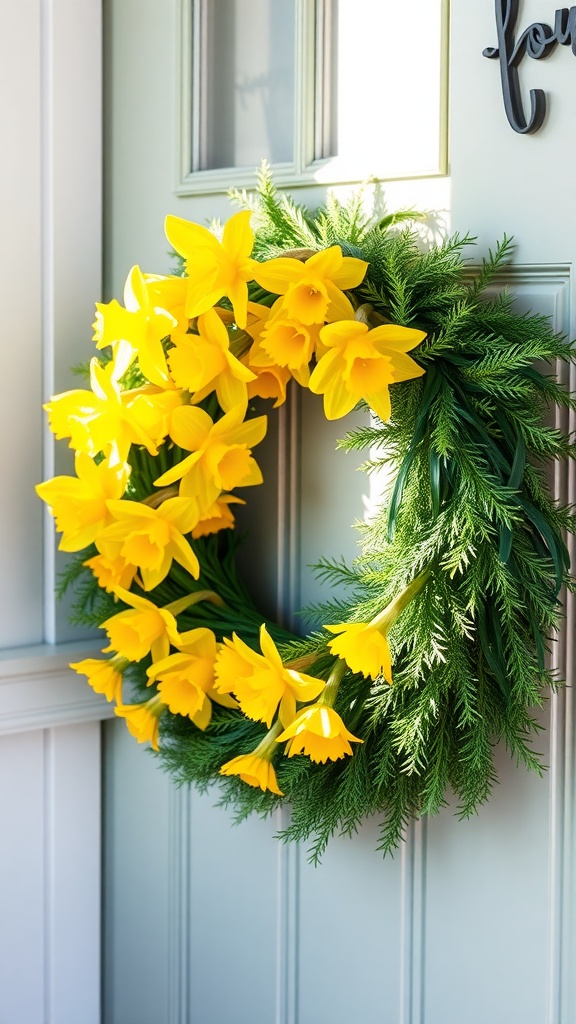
[0,723,102,1024]
[42,0,103,642]
[0,0,101,648]
[102,718,172,1024]
[297,819,403,1024]
[0,1,104,1021]
[0,0,44,647]
[548,355,576,1024]
[275,807,300,1024]
[48,723,101,1024]
[425,759,552,1023]
[400,821,427,1024]
[0,731,45,1023]
[186,791,279,1024]
[298,388,370,616]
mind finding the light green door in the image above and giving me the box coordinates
[102,3,576,1024]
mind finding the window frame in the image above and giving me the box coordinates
[175,0,450,196]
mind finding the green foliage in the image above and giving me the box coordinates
[64,170,576,858]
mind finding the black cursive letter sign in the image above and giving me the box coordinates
[483,0,547,133]
[483,1,576,133]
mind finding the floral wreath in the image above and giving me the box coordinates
[37,169,575,859]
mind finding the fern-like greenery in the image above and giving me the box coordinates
[64,167,576,859]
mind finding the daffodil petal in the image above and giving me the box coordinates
[216,373,249,414]
[251,257,303,295]
[388,351,426,382]
[191,695,213,730]
[169,532,200,579]
[308,348,341,393]
[153,450,202,487]
[319,320,367,349]
[330,256,369,289]
[141,551,172,591]
[305,246,342,277]
[111,585,155,612]
[365,388,392,424]
[150,633,171,662]
[279,692,296,729]
[157,496,200,534]
[325,282,357,323]
[214,409,267,448]
[165,215,219,258]
[105,499,157,521]
[222,210,254,260]
[169,406,212,450]
[370,324,427,353]
[124,265,149,313]
[323,375,358,420]
[228,278,249,329]
[184,284,226,320]
[258,624,283,669]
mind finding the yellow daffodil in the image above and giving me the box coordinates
[36,453,129,552]
[326,622,392,682]
[115,693,166,751]
[276,704,362,763]
[84,552,138,592]
[154,403,266,512]
[245,357,292,407]
[143,273,189,332]
[214,623,325,728]
[191,494,244,539]
[230,301,293,405]
[165,210,255,329]
[220,719,284,795]
[220,752,283,795]
[251,246,367,325]
[326,573,430,683]
[45,348,131,459]
[146,627,236,730]
[168,307,255,411]
[45,348,181,464]
[93,265,177,388]
[70,654,128,703]
[100,586,183,662]
[125,385,183,450]
[308,320,426,421]
[245,297,323,385]
[96,497,200,590]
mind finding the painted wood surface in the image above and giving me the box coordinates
[106,1,576,1022]
[2,0,571,1019]
[0,2,105,1022]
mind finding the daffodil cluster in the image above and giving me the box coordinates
[38,206,428,798]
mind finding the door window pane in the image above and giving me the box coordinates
[315,0,445,178]
[199,0,296,171]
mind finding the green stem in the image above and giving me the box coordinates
[141,485,179,508]
[253,719,284,759]
[164,590,226,615]
[371,569,431,632]
[318,658,347,708]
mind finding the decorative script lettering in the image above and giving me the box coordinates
[483,0,576,133]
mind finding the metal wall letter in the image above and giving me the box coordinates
[483,1,576,133]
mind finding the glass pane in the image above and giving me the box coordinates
[317,0,445,178]
[200,0,296,171]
